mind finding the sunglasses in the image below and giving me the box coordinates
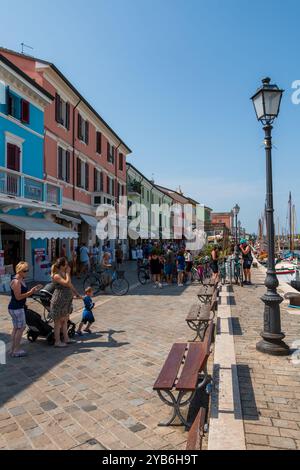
[22,270,29,273]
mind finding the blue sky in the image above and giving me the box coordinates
[1,0,300,232]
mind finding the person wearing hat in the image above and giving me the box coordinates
[240,239,253,285]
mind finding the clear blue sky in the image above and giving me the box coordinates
[1,0,300,233]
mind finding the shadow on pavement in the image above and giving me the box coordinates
[237,364,260,420]
[0,329,129,409]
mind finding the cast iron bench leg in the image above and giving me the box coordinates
[157,390,196,427]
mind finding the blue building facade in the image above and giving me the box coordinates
[0,54,74,279]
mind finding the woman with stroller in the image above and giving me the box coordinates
[50,258,81,348]
[8,262,42,357]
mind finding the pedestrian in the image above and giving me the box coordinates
[164,245,175,285]
[240,239,253,285]
[60,243,67,259]
[91,244,99,271]
[76,287,95,336]
[8,262,42,357]
[177,250,186,286]
[101,251,113,287]
[79,243,90,276]
[184,249,193,284]
[149,251,162,288]
[50,257,80,348]
[115,244,123,269]
[210,245,219,283]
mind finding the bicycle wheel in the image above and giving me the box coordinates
[239,266,244,287]
[83,274,100,291]
[111,278,129,296]
[234,265,239,285]
[138,269,151,285]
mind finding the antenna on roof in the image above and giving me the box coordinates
[21,43,34,55]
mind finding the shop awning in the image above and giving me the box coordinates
[80,214,98,229]
[0,215,78,240]
[56,213,82,224]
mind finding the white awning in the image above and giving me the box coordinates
[80,214,98,229]
[0,214,78,240]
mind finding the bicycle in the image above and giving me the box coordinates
[233,257,244,287]
[219,258,227,285]
[83,267,129,296]
[137,260,151,285]
[191,265,204,284]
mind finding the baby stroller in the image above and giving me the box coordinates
[26,282,76,346]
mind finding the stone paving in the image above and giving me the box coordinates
[0,267,211,450]
[231,267,300,450]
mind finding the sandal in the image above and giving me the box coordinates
[83,328,92,334]
[11,350,27,357]
[54,342,67,348]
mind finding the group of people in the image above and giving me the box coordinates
[143,242,194,288]
[8,258,98,357]
[209,239,253,284]
[61,242,123,278]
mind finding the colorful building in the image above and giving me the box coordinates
[126,163,173,253]
[0,53,77,280]
[0,47,131,260]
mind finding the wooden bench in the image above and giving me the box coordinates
[186,291,218,341]
[197,284,217,304]
[153,322,214,427]
[186,407,206,450]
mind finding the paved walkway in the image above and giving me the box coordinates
[231,267,300,450]
[0,272,211,450]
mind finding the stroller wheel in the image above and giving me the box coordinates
[68,325,76,338]
[46,332,55,346]
[27,330,39,342]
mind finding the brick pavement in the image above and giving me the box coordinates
[0,272,211,450]
[231,267,300,450]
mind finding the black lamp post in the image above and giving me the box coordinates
[251,77,290,356]
[232,204,240,254]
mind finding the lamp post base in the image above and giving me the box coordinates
[256,335,290,356]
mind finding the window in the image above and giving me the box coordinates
[6,87,30,124]
[7,143,21,172]
[20,100,30,124]
[94,168,103,192]
[141,187,144,198]
[55,94,70,129]
[147,190,150,202]
[96,131,102,154]
[77,113,89,144]
[119,152,123,171]
[107,142,115,164]
[58,146,70,182]
[76,158,89,190]
[106,176,115,195]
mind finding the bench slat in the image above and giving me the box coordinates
[153,343,187,391]
[202,321,214,355]
[176,343,206,391]
[186,304,211,321]
[186,407,206,450]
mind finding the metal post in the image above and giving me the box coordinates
[256,124,290,355]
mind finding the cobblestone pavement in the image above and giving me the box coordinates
[231,267,300,450]
[0,272,210,450]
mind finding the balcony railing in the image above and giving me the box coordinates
[0,167,61,208]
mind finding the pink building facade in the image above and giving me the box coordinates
[0,48,131,258]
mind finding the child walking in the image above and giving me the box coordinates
[76,287,95,335]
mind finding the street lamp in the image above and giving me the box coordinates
[251,77,289,356]
[232,204,240,246]
[238,220,241,241]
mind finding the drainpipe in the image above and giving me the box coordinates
[114,141,122,243]
[72,99,81,201]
